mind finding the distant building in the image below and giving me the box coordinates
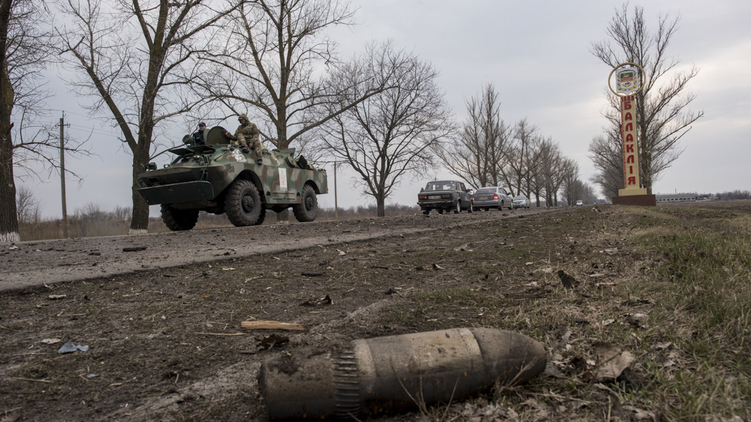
[656,193,698,203]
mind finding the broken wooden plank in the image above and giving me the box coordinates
[241,320,305,331]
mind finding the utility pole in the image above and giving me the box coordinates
[333,161,339,219]
[59,113,69,238]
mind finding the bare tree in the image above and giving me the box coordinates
[590,3,703,194]
[195,0,369,153]
[56,0,235,233]
[319,42,453,217]
[0,0,89,243]
[588,129,623,199]
[532,138,567,207]
[502,118,539,198]
[438,83,509,190]
[15,184,41,224]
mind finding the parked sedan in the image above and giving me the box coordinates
[417,180,473,215]
[512,195,531,209]
[471,187,513,211]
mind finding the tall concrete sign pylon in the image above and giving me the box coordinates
[608,62,656,206]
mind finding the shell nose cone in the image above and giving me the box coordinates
[259,328,546,420]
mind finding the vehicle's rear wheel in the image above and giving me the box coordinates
[161,205,199,231]
[293,184,318,222]
[454,201,461,214]
[422,209,430,215]
[225,179,262,227]
[255,209,266,226]
[438,209,444,214]
[468,203,473,213]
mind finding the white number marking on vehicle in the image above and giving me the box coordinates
[279,168,288,191]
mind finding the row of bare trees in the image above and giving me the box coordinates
[438,84,591,207]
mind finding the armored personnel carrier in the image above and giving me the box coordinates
[136,126,327,231]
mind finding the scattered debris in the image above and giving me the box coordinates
[195,332,244,336]
[384,287,398,295]
[557,270,579,289]
[432,263,444,270]
[593,342,634,381]
[41,338,62,345]
[259,334,289,350]
[9,244,19,251]
[454,244,473,252]
[301,272,323,277]
[122,246,147,252]
[621,405,656,421]
[300,295,332,307]
[625,313,648,328]
[58,342,89,354]
[241,320,305,331]
[48,294,67,300]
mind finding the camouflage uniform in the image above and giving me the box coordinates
[227,114,263,156]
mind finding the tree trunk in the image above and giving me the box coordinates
[376,195,385,217]
[0,0,19,243]
[129,145,151,234]
[275,112,290,223]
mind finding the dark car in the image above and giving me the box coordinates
[471,187,513,211]
[417,180,473,215]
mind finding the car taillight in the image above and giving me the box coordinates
[471,195,475,201]
[419,195,427,200]
[441,194,451,199]
[493,193,498,200]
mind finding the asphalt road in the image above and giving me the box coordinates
[1,208,556,292]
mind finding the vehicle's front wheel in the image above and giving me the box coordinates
[293,184,318,222]
[161,205,199,231]
[225,179,262,227]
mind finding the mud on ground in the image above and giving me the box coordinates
[0,203,740,421]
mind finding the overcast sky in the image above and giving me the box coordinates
[21,0,751,218]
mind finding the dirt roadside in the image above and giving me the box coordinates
[3,204,732,421]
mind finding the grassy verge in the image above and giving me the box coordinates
[378,203,751,420]
[629,208,751,420]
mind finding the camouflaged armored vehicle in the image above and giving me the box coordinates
[136,126,327,231]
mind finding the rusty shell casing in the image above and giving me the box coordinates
[258,328,546,420]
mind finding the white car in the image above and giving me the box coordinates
[575,200,583,206]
